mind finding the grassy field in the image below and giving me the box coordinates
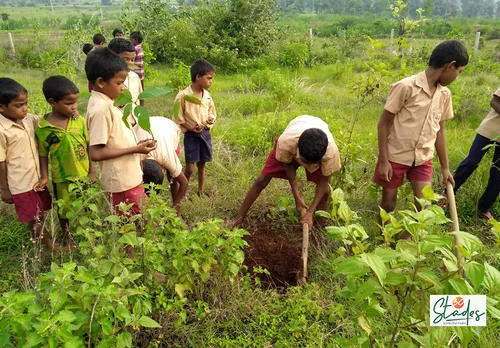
[0,31,500,345]
[0,5,122,20]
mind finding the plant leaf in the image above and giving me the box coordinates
[118,232,138,246]
[355,281,376,300]
[360,253,387,286]
[183,94,202,105]
[114,89,133,106]
[358,315,372,336]
[334,258,368,276]
[138,87,173,99]
[134,105,150,132]
[121,103,132,129]
[138,316,161,328]
[173,98,181,118]
[117,331,132,348]
[483,262,500,292]
[463,262,485,290]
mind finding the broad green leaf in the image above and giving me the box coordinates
[173,98,181,118]
[175,283,186,298]
[315,210,331,219]
[183,94,202,105]
[134,105,150,132]
[379,207,390,224]
[114,89,133,106]
[453,326,473,347]
[121,103,132,129]
[487,297,500,319]
[355,281,376,300]
[450,231,483,254]
[421,235,453,254]
[138,316,161,328]
[360,253,387,286]
[325,226,347,240]
[358,315,372,336]
[463,262,485,290]
[75,271,96,285]
[57,310,77,323]
[385,271,406,285]
[416,270,442,288]
[138,87,173,99]
[447,278,473,295]
[25,332,44,348]
[338,201,352,222]
[373,248,401,262]
[334,258,368,276]
[422,186,435,201]
[117,332,132,348]
[483,262,500,292]
[118,232,138,246]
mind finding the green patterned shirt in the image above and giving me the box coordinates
[35,115,90,183]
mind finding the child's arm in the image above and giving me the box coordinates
[300,174,332,228]
[87,145,96,182]
[0,162,12,204]
[206,100,216,128]
[89,140,156,162]
[284,162,308,213]
[34,156,49,191]
[377,110,396,182]
[435,121,454,187]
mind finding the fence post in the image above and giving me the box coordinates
[474,32,481,55]
[8,32,15,55]
[390,28,394,53]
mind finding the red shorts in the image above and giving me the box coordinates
[175,144,181,158]
[110,184,147,216]
[373,159,433,189]
[12,188,52,223]
[261,139,323,185]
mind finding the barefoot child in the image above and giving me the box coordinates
[0,78,57,249]
[231,115,341,228]
[85,47,156,215]
[35,76,96,245]
[375,40,468,217]
[174,59,216,197]
[452,87,500,220]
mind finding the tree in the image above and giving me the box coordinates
[422,0,434,16]
[1,13,9,22]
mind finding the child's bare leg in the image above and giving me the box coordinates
[59,218,73,246]
[315,188,331,227]
[197,162,206,196]
[167,173,179,203]
[232,175,272,226]
[410,181,432,211]
[380,187,398,213]
[28,220,59,251]
[184,163,195,182]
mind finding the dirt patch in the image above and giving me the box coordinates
[242,220,302,288]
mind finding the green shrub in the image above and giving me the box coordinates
[279,43,309,69]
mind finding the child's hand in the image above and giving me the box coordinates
[378,160,393,182]
[300,210,313,228]
[88,170,97,183]
[1,188,13,204]
[192,124,204,133]
[207,116,215,125]
[295,198,308,215]
[34,178,48,192]
[441,168,455,187]
[136,139,156,154]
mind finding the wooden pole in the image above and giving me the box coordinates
[8,32,15,54]
[446,182,464,274]
[299,208,309,284]
[474,32,481,56]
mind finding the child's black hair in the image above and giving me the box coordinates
[130,31,143,44]
[85,47,129,84]
[82,43,93,55]
[93,33,106,45]
[112,28,124,38]
[429,40,469,68]
[298,128,328,163]
[142,159,164,195]
[190,59,215,83]
[108,38,135,55]
[0,77,28,106]
[42,76,79,102]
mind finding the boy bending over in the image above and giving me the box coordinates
[35,76,95,245]
[231,115,341,228]
[375,40,468,218]
[0,78,56,249]
[85,47,156,215]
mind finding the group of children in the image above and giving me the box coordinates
[1,39,499,250]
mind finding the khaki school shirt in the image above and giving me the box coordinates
[86,91,142,193]
[125,70,143,107]
[174,86,216,133]
[0,113,41,195]
[476,87,500,141]
[384,71,453,166]
[276,115,341,176]
[134,117,182,178]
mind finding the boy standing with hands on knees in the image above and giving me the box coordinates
[85,48,156,215]
[35,76,95,245]
[374,40,468,219]
[0,78,57,249]
[174,59,216,197]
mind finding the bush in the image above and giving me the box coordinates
[279,43,309,69]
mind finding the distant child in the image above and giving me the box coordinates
[83,44,94,92]
[375,40,468,220]
[85,47,156,215]
[0,78,57,249]
[452,88,500,220]
[93,33,106,48]
[35,76,95,245]
[174,59,216,197]
[134,117,188,216]
[230,115,341,228]
[108,38,144,107]
[112,28,124,38]
[130,31,144,89]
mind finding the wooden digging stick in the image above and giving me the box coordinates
[446,181,464,275]
[300,208,310,284]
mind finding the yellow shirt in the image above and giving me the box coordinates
[276,115,341,176]
[134,117,182,178]
[384,71,454,166]
[0,113,41,195]
[86,91,142,193]
[173,86,216,133]
[476,87,500,142]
